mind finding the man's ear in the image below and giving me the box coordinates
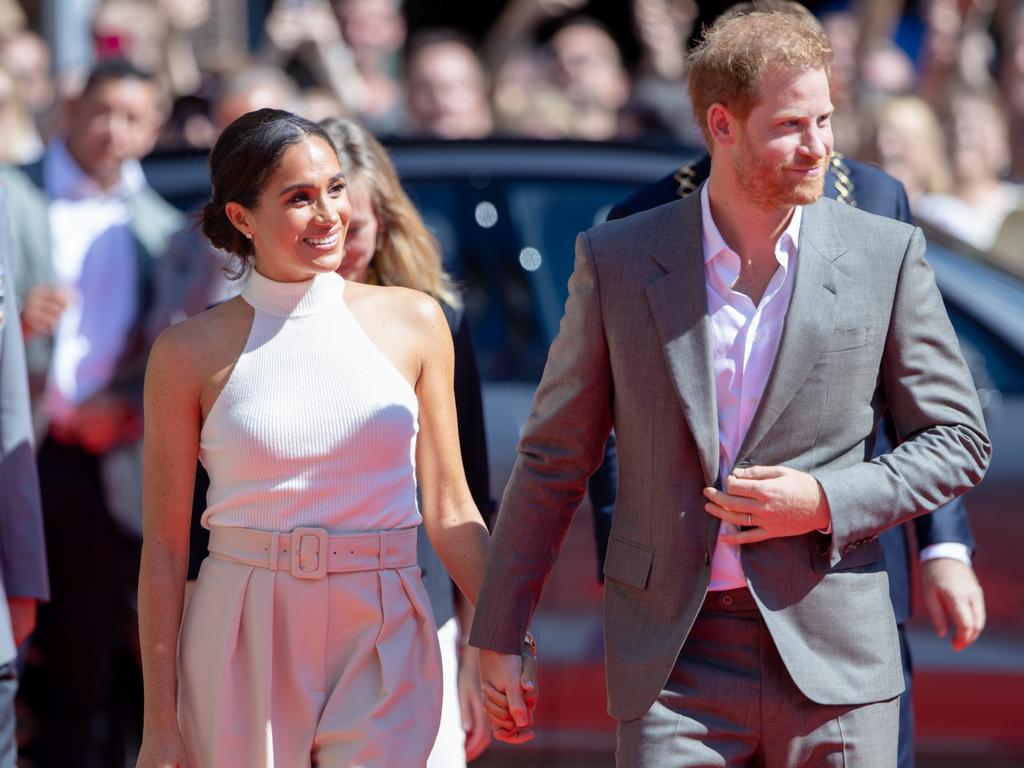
[707,103,738,149]
[224,202,254,240]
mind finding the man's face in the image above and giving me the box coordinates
[550,25,629,110]
[407,43,489,139]
[65,77,161,188]
[947,95,1008,184]
[730,66,834,210]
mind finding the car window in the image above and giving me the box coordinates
[945,301,1024,408]
[404,177,641,383]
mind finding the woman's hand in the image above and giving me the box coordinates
[136,727,190,768]
[457,646,492,761]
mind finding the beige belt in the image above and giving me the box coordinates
[207,526,418,580]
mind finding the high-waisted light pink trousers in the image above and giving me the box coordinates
[177,526,442,767]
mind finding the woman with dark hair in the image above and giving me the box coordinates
[136,108,493,767]
[320,116,494,766]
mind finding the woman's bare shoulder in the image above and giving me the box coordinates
[150,297,254,378]
[344,280,446,330]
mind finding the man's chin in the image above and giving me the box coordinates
[786,176,826,206]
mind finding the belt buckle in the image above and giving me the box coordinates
[290,528,329,579]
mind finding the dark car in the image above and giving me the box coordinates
[144,139,1024,765]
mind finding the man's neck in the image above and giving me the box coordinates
[64,140,121,192]
[707,163,794,266]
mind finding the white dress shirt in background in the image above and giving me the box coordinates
[43,140,142,424]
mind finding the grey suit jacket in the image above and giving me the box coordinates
[0,158,182,535]
[469,192,991,721]
[0,185,49,665]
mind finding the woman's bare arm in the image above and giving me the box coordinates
[410,295,491,605]
[136,323,205,766]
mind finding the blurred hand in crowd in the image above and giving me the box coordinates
[632,0,697,81]
[265,0,343,54]
[20,285,72,340]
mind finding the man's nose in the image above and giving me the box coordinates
[802,127,830,160]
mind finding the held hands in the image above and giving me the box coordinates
[703,465,831,544]
[457,646,492,761]
[478,637,539,744]
[921,558,986,651]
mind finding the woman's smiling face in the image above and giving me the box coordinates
[230,135,352,282]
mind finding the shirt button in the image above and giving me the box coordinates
[721,594,734,607]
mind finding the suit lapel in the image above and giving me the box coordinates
[736,199,846,461]
[644,194,720,486]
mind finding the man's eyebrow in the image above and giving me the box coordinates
[278,173,345,196]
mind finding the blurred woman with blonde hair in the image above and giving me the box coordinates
[320,116,499,767]
[861,94,953,202]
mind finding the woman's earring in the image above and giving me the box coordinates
[245,232,253,240]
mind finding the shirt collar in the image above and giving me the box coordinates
[700,181,803,266]
[44,139,146,202]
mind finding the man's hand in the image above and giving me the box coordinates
[703,465,831,544]
[478,646,538,744]
[20,284,72,339]
[921,558,986,651]
[457,646,492,761]
[54,392,141,454]
[7,597,37,647]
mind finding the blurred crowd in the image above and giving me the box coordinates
[0,0,1022,271]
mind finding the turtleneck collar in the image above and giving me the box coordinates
[242,268,345,318]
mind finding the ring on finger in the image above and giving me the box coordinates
[747,513,752,526]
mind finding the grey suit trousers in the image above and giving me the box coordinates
[617,589,898,767]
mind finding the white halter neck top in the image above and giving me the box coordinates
[199,269,420,534]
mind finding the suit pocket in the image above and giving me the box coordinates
[810,537,885,573]
[604,536,654,589]
[823,325,871,353]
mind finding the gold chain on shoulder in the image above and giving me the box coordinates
[674,163,699,199]
[829,152,857,207]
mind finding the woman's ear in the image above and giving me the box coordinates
[224,201,254,240]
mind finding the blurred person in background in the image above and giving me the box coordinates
[490,43,575,138]
[404,29,493,139]
[0,66,44,165]
[859,94,953,202]
[0,59,181,767]
[622,0,702,145]
[263,0,395,130]
[322,115,494,767]
[91,0,209,100]
[543,17,631,141]
[915,87,1022,251]
[998,6,1024,180]
[0,184,50,768]
[0,30,57,144]
[332,0,406,131]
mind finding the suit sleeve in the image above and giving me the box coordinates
[469,232,614,652]
[0,188,49,601]
[813,227,991,566]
